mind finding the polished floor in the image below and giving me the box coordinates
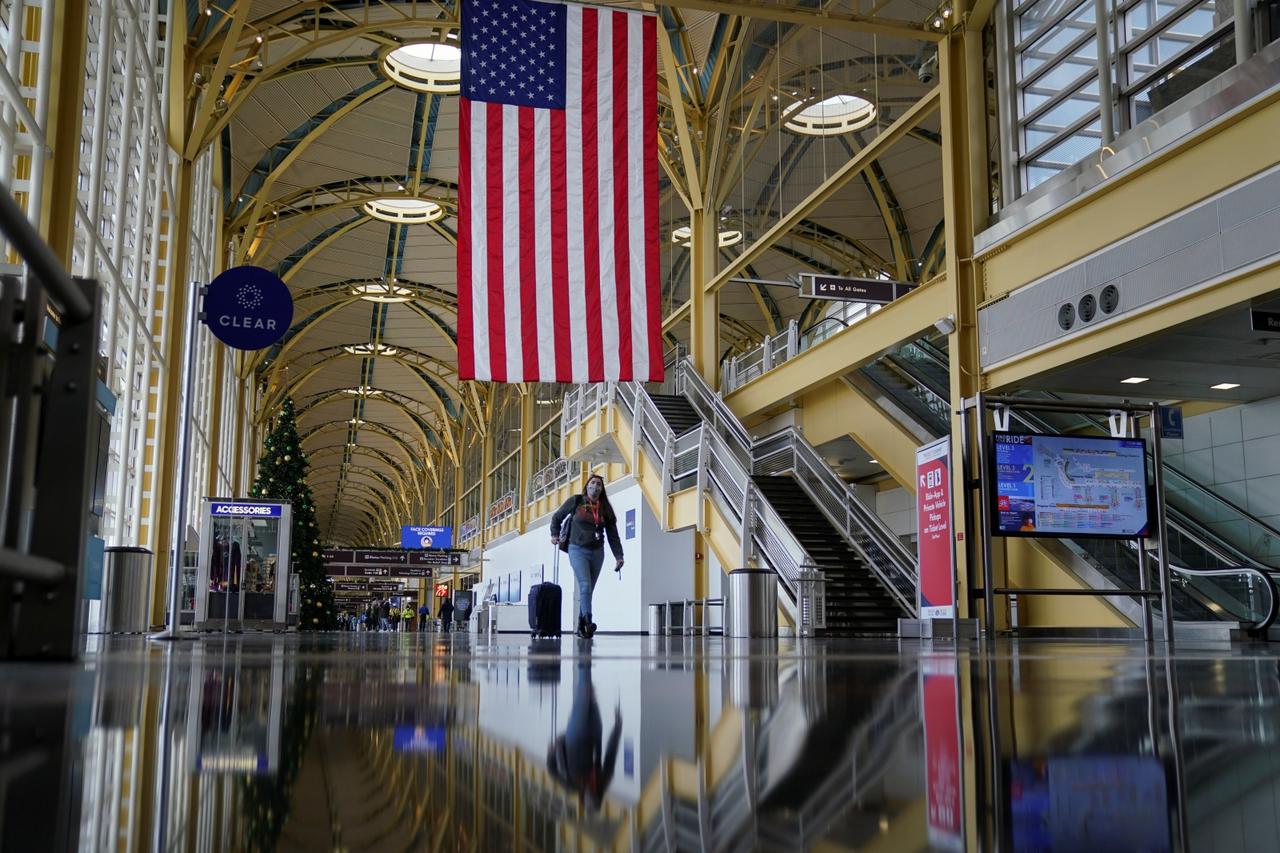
[4,632,1280,851]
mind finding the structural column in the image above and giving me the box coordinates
[941,4,998,626]
[37,0,88,263]
[148,158,197,626]
[688,205,720,385]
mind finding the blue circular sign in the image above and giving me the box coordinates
[203,265,293,351]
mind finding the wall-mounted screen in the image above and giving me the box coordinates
[992,433,1150,539]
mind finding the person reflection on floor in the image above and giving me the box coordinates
[546,661,621,812]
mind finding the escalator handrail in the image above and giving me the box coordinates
[1015,390,1280,549]
[853,362,950,437]
[1103,534,1279,632]
[1166,559,1278,634]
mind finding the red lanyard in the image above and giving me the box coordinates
[585,500,600,527]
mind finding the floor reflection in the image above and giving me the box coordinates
[4,634,1280,850]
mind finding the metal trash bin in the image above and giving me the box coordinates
[725,568,778,638]
[648,603,666,636]
[103,547,153,633]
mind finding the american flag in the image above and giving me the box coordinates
[457,0,662,383]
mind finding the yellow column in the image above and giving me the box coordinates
[517,391,533,533]
[38,0,89,262]
[940,6,996,625]
[205,344,226,494]
[688,205,720,385]
[148,158,197,625]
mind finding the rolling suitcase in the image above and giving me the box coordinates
[528,549,563,638]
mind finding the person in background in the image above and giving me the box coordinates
[401,603,414,632]
[418,600,431,632]
[438,596,455,632]
[551,474,624,638]
[380,598,392,631]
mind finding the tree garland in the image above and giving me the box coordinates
[249,397,335,630]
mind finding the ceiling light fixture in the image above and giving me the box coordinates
[1211,382,1240,390]
[350,280,414,304]
[783,93,877,136]
[671,224,743,248]
[382,41,462,93]
[363,196,445,225]
[343,342,400,357]
[343,386,383,396]
[1121,376,1150,384]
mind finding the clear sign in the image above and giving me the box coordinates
[401,525,453,549]
[916,438,955,620]
[202,266,293,351]
[992,433,1150,538]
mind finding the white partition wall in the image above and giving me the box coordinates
[480,478,695,633]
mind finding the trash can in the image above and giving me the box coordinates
[103,547,153,633]
[725,568,778,638]
[648,603,666,636]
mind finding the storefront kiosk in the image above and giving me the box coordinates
[196,499,293,631]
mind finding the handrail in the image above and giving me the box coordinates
[0,185,91,322]
[1169,562,1278,635]
[676,357,916,616]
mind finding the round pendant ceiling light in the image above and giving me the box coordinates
[382,41,462,93]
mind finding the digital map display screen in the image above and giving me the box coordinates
[992,433,1150,538]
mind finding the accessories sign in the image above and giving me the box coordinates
[210,502,283,517]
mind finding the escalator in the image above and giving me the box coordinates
[753,478,904,634]
[856,337,1279,632]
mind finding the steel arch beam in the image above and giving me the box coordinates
[232,79,395,265]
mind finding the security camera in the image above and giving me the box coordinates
[934,314,956,336]
[918,52,938,85]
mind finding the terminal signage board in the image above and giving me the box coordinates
[798,273,918,304]
[322,547,460,579]
[992,432,1150,538]
[401,525,453,549]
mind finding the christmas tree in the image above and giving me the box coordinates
[250,397,335,630]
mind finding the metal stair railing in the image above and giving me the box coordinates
[675,357,918,616]
[562,381,811,624]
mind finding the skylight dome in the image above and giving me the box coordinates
[783,93,877,136]
[382,42,462,93]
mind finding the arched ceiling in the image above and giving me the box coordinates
[193,0,946,543]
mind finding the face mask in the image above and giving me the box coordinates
[587,483,602,499]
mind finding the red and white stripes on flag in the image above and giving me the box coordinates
[457,3,662,383]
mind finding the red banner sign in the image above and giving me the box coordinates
[923,656,963,851]
[916,438,955,619]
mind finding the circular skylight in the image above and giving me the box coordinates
[670,224,743,248]
[783,94,877,136]
[349,280,414,303]
[382,42,462,93]
[363,196,445,225]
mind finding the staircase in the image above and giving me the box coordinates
[648,394,702,436]
[754,476,904,634]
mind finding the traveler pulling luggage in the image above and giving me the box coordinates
[528,548,564,639]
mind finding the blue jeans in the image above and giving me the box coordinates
[568,544,605,619]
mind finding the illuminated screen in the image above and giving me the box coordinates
[992,433,1150,538]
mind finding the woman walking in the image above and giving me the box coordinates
[551,475,624,638]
